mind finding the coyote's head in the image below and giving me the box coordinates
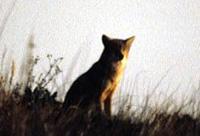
[102,34,135,63]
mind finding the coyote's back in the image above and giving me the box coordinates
[63,34,135,116]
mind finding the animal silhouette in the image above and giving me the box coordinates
[63,34,135,116]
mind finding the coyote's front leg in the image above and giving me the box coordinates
[100,90,112,116]
[104,96,112,116]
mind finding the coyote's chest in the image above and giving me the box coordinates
[101,57,128,100]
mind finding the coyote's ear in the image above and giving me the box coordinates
[125,36,135,49]
[102,34,111,47]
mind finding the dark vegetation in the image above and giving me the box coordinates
[1,84,199,136]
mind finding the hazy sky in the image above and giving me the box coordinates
[0,0,200,105]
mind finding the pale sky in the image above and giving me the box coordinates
[0,0,200,109]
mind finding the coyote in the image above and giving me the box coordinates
[63,34,135,116]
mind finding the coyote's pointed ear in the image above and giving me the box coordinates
[102,34,111,47]
[125,36,135,49]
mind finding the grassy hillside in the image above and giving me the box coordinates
[0,85,199,136]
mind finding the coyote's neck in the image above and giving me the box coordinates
[98,55,128,85]
[112,56,127,84]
